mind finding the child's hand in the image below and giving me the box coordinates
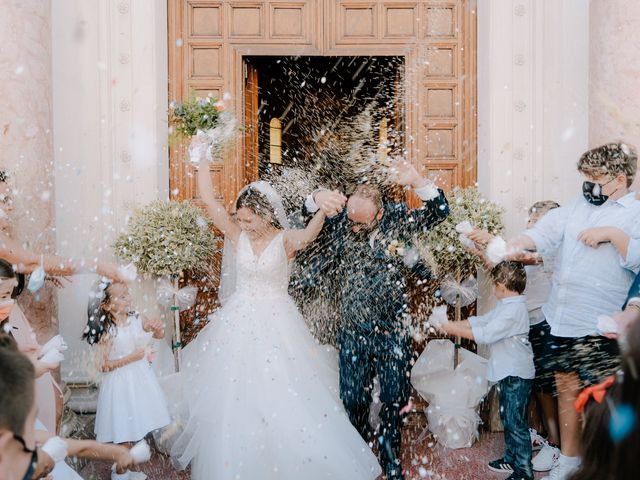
[468,228,494,246]
[462,242,485,258]
[130,347,146,362]
[578,227,613,248]
[114,446,136,472]
[606,305,640,339]
[144,318,165,336]
[20,343,42,357]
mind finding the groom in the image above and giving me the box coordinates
[300,160,449,480]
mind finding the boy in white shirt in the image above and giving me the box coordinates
[440,261,534,480]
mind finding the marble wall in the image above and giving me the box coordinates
[0,0,57,340]
[590,0,640,189]
[52,0,169,381]
[477,0,588,238]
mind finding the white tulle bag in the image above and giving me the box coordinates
[411,339,489,449]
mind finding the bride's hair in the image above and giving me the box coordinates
[235,186,284,229]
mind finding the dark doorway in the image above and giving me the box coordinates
[244,56,405,210]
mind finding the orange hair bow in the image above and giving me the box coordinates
[574,376,615,413]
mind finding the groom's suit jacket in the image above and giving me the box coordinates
[295,189,449,337]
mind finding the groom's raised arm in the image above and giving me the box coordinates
[385,159,450,235]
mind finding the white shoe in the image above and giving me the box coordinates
[533,442,561,472]
[529,428,546,451]
[111,469,130,480]
[127,473,147,480]
[540,461,579,480]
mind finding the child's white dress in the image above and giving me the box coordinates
[95,313,170,443]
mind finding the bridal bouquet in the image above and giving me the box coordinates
[169,93,239,162]
[414,186,504,280]
[113,200,220,277]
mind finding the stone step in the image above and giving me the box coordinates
[66,385,99,414]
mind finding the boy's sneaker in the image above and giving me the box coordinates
[533,442,561,472]
[488,458,514,473]
[506,473,533,480]
[541,461,579,480]
[529,428,546,451]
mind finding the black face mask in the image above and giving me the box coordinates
[582,179,616,206]
[14,434,38,480]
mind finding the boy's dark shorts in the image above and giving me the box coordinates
[529,320,556,394]
[543,331,620,386]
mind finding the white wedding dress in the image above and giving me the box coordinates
[170,231,381,479]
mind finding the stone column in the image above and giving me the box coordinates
[589,0,640,189]
[0,0,57,341]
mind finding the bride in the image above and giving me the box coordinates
[169,136,381,479]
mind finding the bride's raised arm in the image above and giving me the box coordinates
[283,210,326,258]
[194,140,241,242]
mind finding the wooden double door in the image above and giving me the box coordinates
[168,0,477,208]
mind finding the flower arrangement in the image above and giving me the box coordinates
[414,187,504,280]
[114,200,220,277]
[170,93,239,162]
[169,94,225,137]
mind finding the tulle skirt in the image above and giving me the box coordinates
[169,291,381,480]
[95,358,170,443]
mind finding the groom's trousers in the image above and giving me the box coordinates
[338,330,411,478]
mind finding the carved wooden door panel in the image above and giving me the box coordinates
[168,0,476,205]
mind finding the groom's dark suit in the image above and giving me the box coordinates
[299,188,449,479]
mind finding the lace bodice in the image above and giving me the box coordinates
[233,232,290,298]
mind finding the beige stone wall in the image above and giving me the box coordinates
[0,0,57,341]
[590,0,640,188]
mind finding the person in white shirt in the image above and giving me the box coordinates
[522,201,562,472]
[472,142,640,480]
[440,261,534,480]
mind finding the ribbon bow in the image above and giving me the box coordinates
[440,276,478,307]
[156,279,198,311]
[574,376,615,413]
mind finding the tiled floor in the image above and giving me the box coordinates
[77,414,546,479]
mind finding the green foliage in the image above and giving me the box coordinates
[169,95,222,137]
[415,187,504,279]
[114,201,219,277]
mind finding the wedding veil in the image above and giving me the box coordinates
[217,181,290,305]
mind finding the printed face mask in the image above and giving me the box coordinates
[582,179,615,206]
[0,299,14,320]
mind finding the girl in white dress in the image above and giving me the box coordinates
[84,281,170,479]
[168,138,382,479]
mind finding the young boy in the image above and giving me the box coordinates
[440,261,534,480]
[479,142,640,480]
[0,334,138,480]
